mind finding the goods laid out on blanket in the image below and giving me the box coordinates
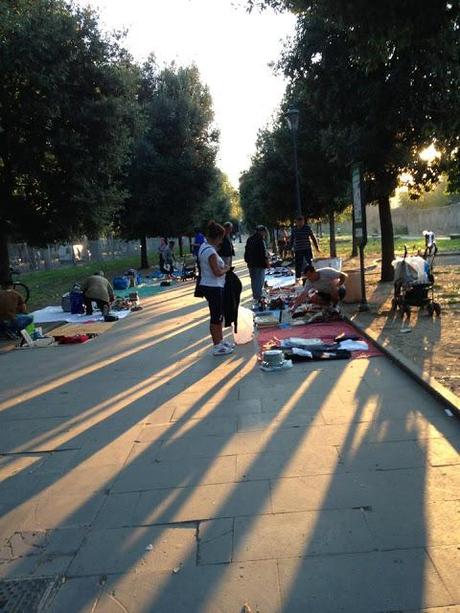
[14,265,178,348]
[257,324,382,371]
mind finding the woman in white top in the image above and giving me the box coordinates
[198,220,232,356]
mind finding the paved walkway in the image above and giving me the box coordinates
[0,255,459,613]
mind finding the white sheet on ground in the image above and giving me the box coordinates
[31,306,131,324]
[265,275,296,289]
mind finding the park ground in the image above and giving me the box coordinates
[0,245,459,612]
[14,235,460,397]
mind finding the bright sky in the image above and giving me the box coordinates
[75,0,296,187]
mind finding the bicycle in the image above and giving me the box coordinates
[9,267,30,304]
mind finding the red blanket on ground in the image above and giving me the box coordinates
[257,321,382,360]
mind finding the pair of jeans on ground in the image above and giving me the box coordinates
[294,249,313,279]
[0,314,33,336]
[249,267,265,301]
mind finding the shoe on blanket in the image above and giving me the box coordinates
[212,342,234,356]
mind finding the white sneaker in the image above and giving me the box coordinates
[212,342,234,356]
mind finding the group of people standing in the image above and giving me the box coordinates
[243,215,321,301]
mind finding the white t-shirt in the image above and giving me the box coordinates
[304,267,343,293]
[198,243,226,288]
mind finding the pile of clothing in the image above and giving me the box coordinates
[261,333,369,362]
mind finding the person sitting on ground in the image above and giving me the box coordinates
[219,221,235,267]
[291,264,347,311]
[80,271,114,316]
[0,278,33,338]
[197,220,232,356]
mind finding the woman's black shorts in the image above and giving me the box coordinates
[200,286,224,324]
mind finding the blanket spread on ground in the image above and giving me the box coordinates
[257,321,382,360]
[31,306,131,324]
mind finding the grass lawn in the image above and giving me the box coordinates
[318,236,460,258]
[20,252,160,311]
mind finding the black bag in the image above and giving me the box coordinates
[194,245,212,298]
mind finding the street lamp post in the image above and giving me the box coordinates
[285,107,302,218]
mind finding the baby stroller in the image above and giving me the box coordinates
[180,254,197,281]
[391,244,441,321]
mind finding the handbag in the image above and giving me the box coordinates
[194,245,212,298]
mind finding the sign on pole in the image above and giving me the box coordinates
[351,163,367,246]
[351,163,369,310]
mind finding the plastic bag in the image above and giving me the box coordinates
[233,306,254,345]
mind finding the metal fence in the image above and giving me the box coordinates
[7,237,168,272]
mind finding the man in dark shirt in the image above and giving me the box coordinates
[219,221,235,267]
[244,225,268,300]
[290,215,320,280]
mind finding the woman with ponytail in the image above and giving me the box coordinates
[197,221,233,356]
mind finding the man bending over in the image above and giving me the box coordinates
[291,264,347,310]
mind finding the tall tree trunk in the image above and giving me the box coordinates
[378,195,395,282]
[329,211,336,258]
[188,236,193,254]
[0,228,10,284]
[178,236,183,258]
[140,235,149,269]
[351,208,358,257]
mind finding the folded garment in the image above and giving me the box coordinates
[284,348,351,362]
[334,333,360,342]
[280,337,323,348]
[338,340,369,351]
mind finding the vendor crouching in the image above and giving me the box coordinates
[81,271,114,316]
[291,264,347,313]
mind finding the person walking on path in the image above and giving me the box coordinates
[219,221,235,267]
[157,237,169,274]
[244,225,269,301]
[81,271,114,316]
[192,227,205,259]
[290,215,320,281]
[197,221,233,356]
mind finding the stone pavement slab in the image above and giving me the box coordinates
[278,549,454,612]
[233,508,374,561]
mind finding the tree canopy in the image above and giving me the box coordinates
[0,0,139,281]
[118,60,219,266]
[244,0,460,280]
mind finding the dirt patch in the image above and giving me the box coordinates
[344,254,460,398]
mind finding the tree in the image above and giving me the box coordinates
[119,60,219,267]
[0,0,138,282]
[192,169,235,230]
[248,0,460,280]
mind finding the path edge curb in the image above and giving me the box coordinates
[344,315,460,419]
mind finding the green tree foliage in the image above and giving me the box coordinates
[0,0,138,282]
[192,169,236,230]
[247,0,460,280]
[119,60,219,267]
[397,174,460,209]
[240,90,350,234]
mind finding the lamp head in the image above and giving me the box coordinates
[285,107,300,132]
